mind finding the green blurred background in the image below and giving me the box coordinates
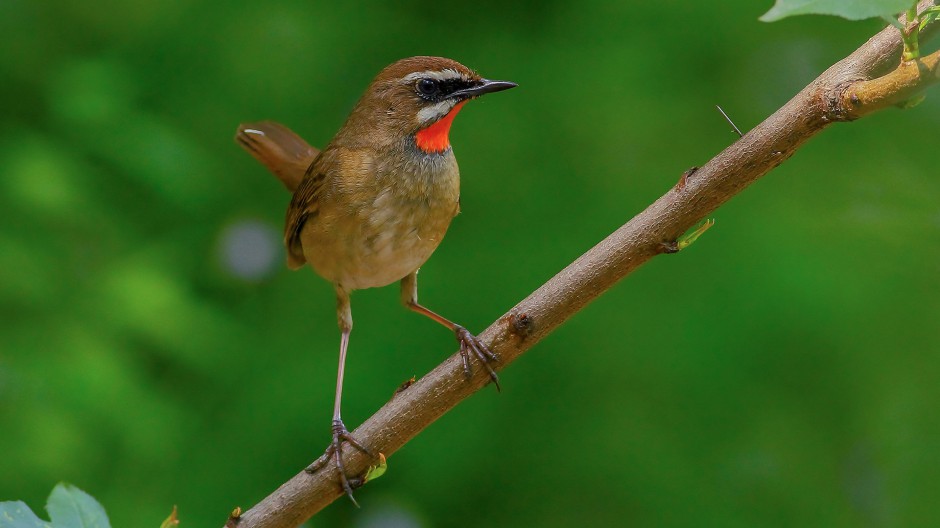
[3,1,939,526]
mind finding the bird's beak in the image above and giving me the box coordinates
[449,79,518,100]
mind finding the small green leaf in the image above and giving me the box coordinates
[46,484,110,528]
[920,7,940,30]
[159,506,179,528]
[677,219,715,251]
[0,501,51,528]
[363,453,388,483]
[761,0,914,22]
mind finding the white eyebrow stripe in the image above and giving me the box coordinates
[402,68,466,83]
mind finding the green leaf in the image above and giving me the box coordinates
[920,7,940,30]
[0,501,51,528]
[159,506,179,528]
[45,484,110,528]
[761,0,914,21]
[363,453,388,483]
[677,219,715,251]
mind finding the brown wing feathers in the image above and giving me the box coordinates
[235,121,324,268]
[283,170,327,269]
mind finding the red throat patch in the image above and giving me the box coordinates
[415,101,467,154]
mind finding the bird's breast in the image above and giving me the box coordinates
[301,150,461,290]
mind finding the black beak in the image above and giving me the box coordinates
[448,78,518,100]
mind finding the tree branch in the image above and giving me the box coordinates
[227,6,938,527]
[842,48,940,117]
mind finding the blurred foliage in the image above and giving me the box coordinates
[0,483,111,528]
[2,1,940,527]
[760,0,914,21]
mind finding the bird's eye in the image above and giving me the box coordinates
[416,78,438,96]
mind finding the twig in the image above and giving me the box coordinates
[228,3,939,527]
[841,48,940,118]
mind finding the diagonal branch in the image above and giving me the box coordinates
[227,5,938,527]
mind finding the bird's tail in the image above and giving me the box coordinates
[235,121,319,193]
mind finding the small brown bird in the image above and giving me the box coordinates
[235,56,515,503]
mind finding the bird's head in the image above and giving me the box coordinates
[347,56,516,154]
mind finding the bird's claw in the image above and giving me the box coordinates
[305,419,376,507]
[454,325,500,391]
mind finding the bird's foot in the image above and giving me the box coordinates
[305,419,376,507]
[454,325,500,390]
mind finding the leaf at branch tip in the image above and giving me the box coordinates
[159,506,179,528]
[46,483,111,528]
[760,0,915,22]
[677,219,715,251]
[363,453,388,483]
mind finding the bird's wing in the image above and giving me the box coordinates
[235,121,320,193]
[283,162,328,270]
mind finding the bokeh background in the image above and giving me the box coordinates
[3,1,939,526]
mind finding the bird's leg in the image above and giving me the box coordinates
[305,286,375,506]
[400,272,500,389]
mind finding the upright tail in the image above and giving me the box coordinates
[235,121,320,193]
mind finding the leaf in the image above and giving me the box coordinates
[920,7,940,30]
[363,453,388,483]
[760,0,914,21]
[46,484,111,528]
[677,219,715,251]
[0,485,110,528]
[159,506,179,528]
[0,501,51,528]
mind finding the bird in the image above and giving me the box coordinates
[235,56,516,503]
